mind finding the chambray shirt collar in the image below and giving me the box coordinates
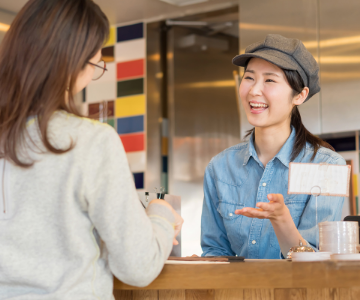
[243,133,257,166]
[243,127,296,168]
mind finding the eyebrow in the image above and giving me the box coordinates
[264,72,280,77]
[245,69,280,77]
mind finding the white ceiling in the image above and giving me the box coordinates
[0,0,25,14]
[0,0,238,25]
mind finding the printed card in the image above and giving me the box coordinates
[288,162,351,197]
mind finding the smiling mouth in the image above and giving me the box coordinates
[249,102,269,110]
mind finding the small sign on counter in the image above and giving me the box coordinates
[288,162,351,197]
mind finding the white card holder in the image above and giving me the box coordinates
[288,162,351,197]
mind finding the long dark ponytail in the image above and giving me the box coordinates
[246,69,334,161]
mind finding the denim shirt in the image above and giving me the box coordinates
[201,129,345,259]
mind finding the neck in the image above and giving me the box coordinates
[254,121,291,167]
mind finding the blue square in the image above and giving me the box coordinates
[117,23,143,43]
[162,156,168,173]
[133,172,144,189]
[117,115,144,135]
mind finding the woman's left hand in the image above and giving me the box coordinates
[234,193,289,221]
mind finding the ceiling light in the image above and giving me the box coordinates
[159,0,208,6]
[177,34,229,52]
[179,80,235,88]
[319,56,360,64]
[0,23,10,32]
[305,35,360,49]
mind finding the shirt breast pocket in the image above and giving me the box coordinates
[284,194,309,220]
[217,201,244,221]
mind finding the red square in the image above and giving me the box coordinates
[120,133,145,152]
[117,59,144,80]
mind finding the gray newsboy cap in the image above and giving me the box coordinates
[232,34,320,101]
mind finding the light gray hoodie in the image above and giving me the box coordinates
[0,111,174,300]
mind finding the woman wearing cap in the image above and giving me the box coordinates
[200,34,345,259]
[0,0,183,299]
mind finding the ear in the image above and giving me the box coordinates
[293,87,309,106]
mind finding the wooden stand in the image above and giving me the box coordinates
[113,260,360,300]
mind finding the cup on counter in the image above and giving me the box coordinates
[319,221,359,254]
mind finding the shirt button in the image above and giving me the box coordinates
[262,183,267,187]
[228,213,233,217]
[252,240,256,245]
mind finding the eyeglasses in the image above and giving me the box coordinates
[88,60,108,80]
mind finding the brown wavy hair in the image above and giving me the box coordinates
[0,0,109,167]
[245,68,334,161]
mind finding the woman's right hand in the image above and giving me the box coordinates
[148,199,184,245]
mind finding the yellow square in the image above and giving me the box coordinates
[115,95,145,117]
[104,27,116,47]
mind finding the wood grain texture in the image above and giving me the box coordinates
[350,287,360,300]
[112,287,356,300]
[113,261,360,292]
[214,289,244,300]
[133,290,158,300]
[274,288,306,300]
[159,290,185,300]
[293,261,360,289]
[339,288,351,300]
[243,289,273,300]
[185,289,214,300]
[115,262,292,290]
[307,288,339,300]
[113,290,133,300]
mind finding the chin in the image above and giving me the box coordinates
[246,115,268,128]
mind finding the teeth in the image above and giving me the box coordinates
[250,102,268,108]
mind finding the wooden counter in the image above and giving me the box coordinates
[113,260,360,300]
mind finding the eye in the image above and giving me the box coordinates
[265,79,276,83]
[244,76,254,80]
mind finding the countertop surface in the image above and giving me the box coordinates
[114,260,360,290]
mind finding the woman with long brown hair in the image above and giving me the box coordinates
[0,1,182,299]
[200,34,345,259]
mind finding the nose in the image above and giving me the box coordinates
[249,81,262,97]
